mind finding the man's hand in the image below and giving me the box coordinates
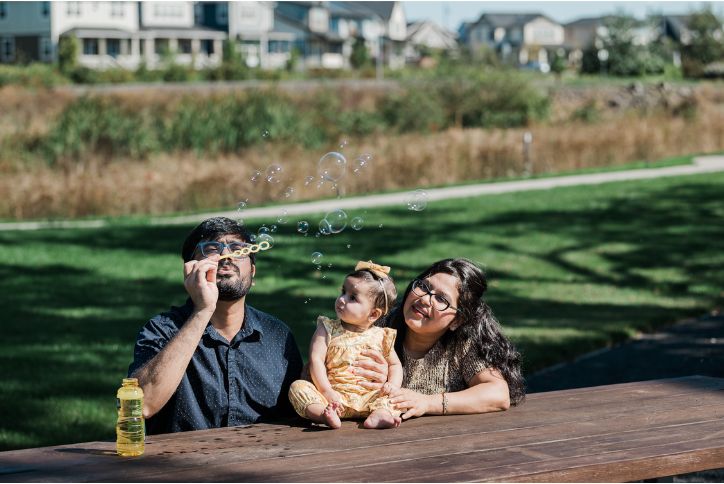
[183,255,219,313]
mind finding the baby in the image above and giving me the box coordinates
[289,261,402,429]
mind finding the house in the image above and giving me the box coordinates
[353,1,406,69]
[404,19,457,64]
[564,15,661,68]
[0,1,223,69]
[660,14,693,45]
[466,12,564,70]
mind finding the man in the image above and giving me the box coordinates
[129,217,303,434]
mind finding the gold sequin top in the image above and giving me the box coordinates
[402,337,488,394]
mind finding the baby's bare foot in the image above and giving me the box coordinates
[364,409,401,429]
[323,403,342,429]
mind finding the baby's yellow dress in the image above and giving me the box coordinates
[289,316,400,419]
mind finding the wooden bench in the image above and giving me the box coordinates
[1,376,722,482]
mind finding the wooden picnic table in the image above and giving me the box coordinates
[1,376,723,482]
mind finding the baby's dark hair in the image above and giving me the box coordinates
[346,269,397,320]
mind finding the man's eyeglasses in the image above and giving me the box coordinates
[411,279,458,312]
[196,241,250,259]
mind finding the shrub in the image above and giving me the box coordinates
[42,96,158,163]
[381,87,447,133]
[0,63,66,88]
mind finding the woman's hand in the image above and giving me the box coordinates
[352,349,389,390]
[389,388,436,420]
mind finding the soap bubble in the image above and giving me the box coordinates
[283,186,294,198]
[353,153,373,174]
[257,233,274,248]
[277,209,289,225]
[327,263,333,268]
[347,244,352,249]
[237,200,248,212]
[319,219,332,235]
[339,138,348,150]
[324,209,347,234]
[258,226,270,236]
[262,129,270,138]
[248,233,257,242]
[378,224,384,229]
[304,176,315,186]
[297,221,310,234]
[406,189,428,211]
[311,252,323,265]
[351,216,364,231]
[318,152,347,182]
[250,170,262,183]
[265,164,283,184]
[270,224,278,233]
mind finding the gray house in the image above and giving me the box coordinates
[466,13,564,70]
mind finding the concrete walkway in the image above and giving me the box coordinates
[3,155,723,232]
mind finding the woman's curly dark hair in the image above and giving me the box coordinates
[385,258,525,406]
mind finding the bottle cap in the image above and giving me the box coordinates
[122,378,139,385]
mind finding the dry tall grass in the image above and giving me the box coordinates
[3,104,722,220]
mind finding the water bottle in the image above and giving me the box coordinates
[116,378,145,456]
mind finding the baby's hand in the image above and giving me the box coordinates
[323,389,343,405]
[381,382,399,395]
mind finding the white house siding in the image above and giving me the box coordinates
[387,3,406,41]
[523,17,564,46]
[51,1,138,44]
[140,2,195,28]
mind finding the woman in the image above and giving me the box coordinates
[353,258,525,419]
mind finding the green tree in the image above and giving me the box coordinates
[550,50,567,79]
[350,37,370,69]
[599,16,667,76]
[57,35,79,75]
[681,9,724,78]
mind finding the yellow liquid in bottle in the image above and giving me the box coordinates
[116,378,145,457]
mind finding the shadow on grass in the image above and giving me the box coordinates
[1,176,722,450]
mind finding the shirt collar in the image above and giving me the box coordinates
[199,303,264,346]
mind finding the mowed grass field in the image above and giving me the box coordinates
[1,171,723,450]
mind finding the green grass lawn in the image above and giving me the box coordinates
[2,171,723,451]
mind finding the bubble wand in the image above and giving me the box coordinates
[218,241,272,260]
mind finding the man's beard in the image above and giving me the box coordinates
[216,266,252,301]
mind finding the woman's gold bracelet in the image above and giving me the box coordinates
[441,392,448,415]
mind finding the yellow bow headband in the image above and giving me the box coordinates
[355,260,391,279]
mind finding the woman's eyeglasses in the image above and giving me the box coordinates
[411,279,458,312]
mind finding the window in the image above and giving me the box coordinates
[1,36,14,61]
[268,40,290,54]
[41,2,49,17]
[240,6,256,20]
[154,38,169,55]
[0,2,6,20]
[178,38,192,54]
[201,39,214,55]
[106,38,120,57]
[154,4,183,18]
[40,36,52,60]
[216,4,227,24]
[82,38,98,55]
[66,2,81,16]
[110,2,124,18]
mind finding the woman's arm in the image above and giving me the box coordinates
[389,367,510,419]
